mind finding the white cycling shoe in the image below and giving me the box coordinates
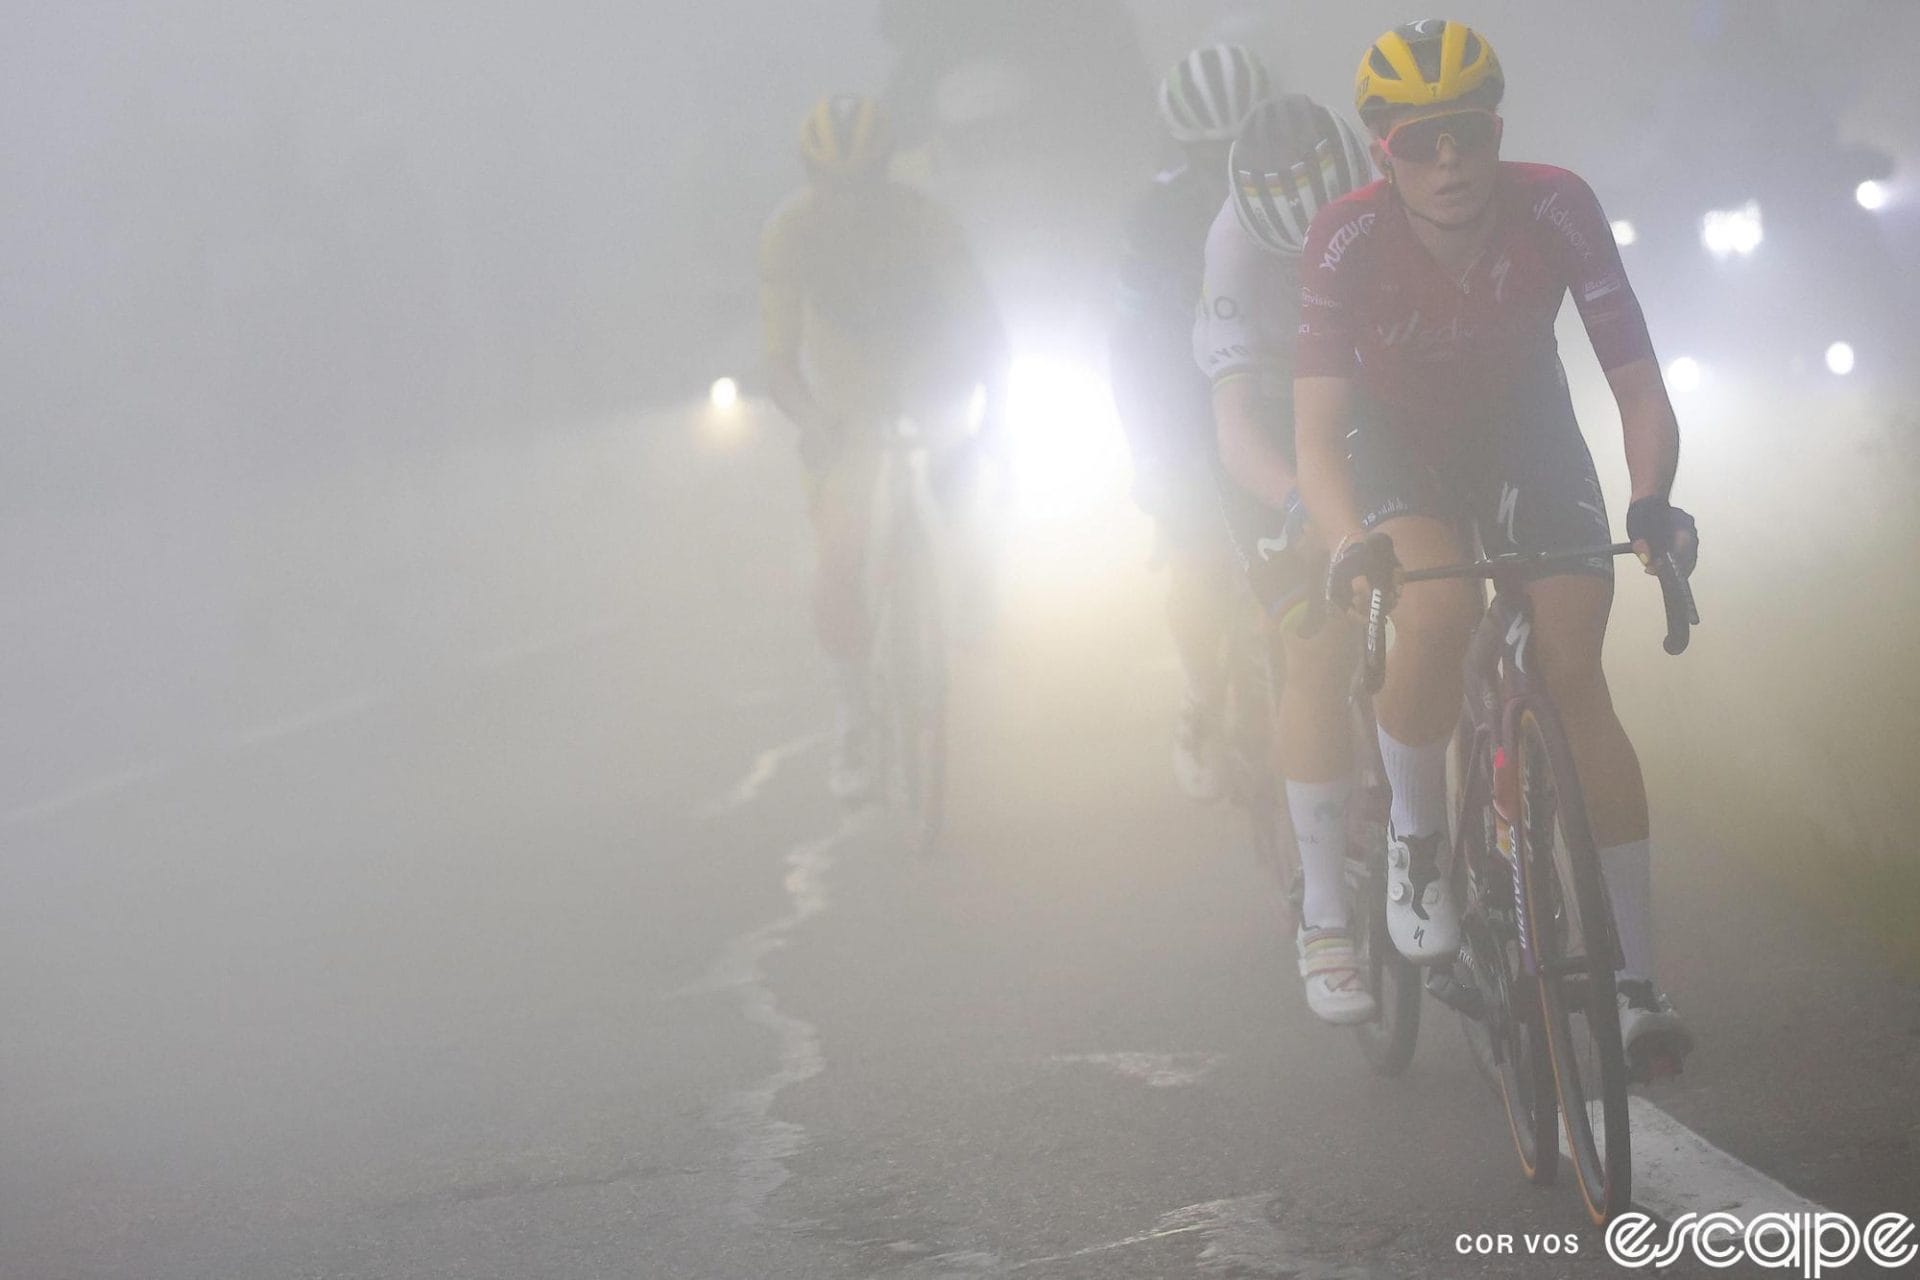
[1296,924,1377,1025]
[1385,827,1460,962]
[1617,980,1695,1081]
[1171,693,1224,803]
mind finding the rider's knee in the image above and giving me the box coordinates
[1388,579,1478,661]
[1282,610,1359,667]
[1277,609,1356,690]
[1540,648,1614,725]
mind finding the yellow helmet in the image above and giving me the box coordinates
[1354,19,1504,129]
[799,94,893,179]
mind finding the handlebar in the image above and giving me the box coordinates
[1653,549,1699,655]
[1355,540,1699,694]
[1362,585,1389,695]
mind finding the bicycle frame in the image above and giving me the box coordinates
[1450,576,1622,981]
[864,416,946,608]
[1372,540,1696,978]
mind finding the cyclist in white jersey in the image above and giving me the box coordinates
[1195,95,1381,1023]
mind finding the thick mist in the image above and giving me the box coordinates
[3,4,1917,1276]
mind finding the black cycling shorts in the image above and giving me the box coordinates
[1351,362,1613,580]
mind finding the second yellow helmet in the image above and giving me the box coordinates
[1354,19,1503,129]
[800,94,894,179]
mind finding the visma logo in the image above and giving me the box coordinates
[1606,1211,1916,1277]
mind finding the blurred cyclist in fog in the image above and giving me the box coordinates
[1111,46,1269,801]
[760,95,1008,800]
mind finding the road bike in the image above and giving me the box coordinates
[864,415,953,855]
[1356,540,1697,1224]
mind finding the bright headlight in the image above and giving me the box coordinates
[1004,355,1127,523]
[1701,202,1763,258]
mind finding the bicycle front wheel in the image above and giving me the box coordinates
[1452,729,1557,1185]
[1514,701,1631,1223]
[1347,832,1422,1075]
[874,510,948,854]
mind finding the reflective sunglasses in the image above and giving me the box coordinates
[1381,109,1502,163]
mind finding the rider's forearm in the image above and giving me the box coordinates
[1293,375,1367,548]
[1606,355,1680,503]
[1213,375,1295,509]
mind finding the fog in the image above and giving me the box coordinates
[4,3,1918,1276]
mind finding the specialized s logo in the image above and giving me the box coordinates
[1496,482,1521,545]
[1320,213,1376,272]
[1505,610,1531,674]
[1489,254,1513,304]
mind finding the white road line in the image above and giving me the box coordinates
[705,811,865,1224]
[1001,1102,1825,1277]
[706,729,830,817]
[1011,1195,1370,1278]
[0,757,180,827]
[1045,1051,1223,1088]
[1,618,636,830]
[225,692,385,751]
[1624,1096,1829,1219]
[462,616,632,673]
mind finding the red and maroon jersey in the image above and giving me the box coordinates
[1295,162,1654,436]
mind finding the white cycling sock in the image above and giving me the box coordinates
[1600,838,1656,984]
[1287,776,1353,930]
[1377,726,1449,840]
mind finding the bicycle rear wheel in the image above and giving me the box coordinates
[1515,702,1630,1223]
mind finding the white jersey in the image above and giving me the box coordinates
[1191,198,1301,396]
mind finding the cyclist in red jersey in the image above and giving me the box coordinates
[1292,20,1697,1074]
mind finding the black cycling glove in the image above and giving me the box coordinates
[1626,496,1699,577]
[1326,530,1400,614]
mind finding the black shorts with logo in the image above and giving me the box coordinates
[1351,361,1614,581]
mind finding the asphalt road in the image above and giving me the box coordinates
[3,403,1916,1279]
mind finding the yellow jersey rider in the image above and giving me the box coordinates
[760,94,1008,799]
